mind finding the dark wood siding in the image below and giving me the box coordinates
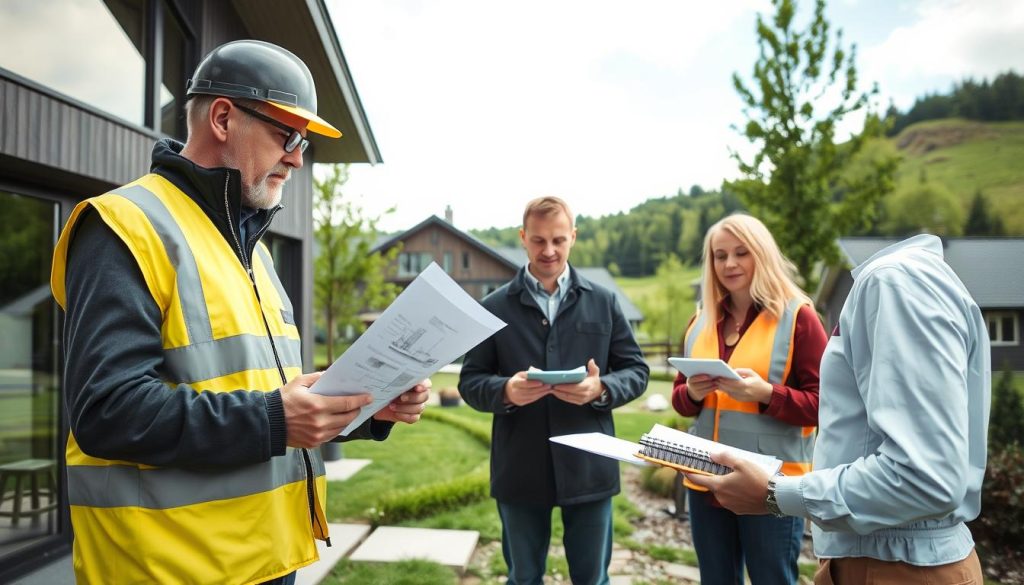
[0,74,154,187]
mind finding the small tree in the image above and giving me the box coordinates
[728,0,897,288]
[313,164,400,363]
[990,364,1024,450]
[964,190,1005,236]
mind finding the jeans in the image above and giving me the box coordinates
[497,498,613,585]
[688,490,803,585]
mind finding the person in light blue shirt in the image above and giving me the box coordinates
[686,234,990,584]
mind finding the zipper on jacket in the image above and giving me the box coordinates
[223,173,330,547]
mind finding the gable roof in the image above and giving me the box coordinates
[834,237,1024,308]
[371,215,520,271]
[234,0,381,163]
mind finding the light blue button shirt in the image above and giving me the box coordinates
[524,263,571,323]
[774,234,991,566]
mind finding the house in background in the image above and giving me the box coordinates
[0,1,379,581]
[816,237,1024,371]
[372,210,644,330]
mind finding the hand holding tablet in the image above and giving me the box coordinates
[667,357,742,381]
[526,366,587,384]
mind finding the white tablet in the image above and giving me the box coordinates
[526,366,586,384]
[667,357,742,380]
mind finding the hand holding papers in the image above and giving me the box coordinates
[309,263,506,435]
[550,423,782,492]
[668,357,742,381]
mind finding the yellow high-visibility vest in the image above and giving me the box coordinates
[51,173,329,585]
[683,299,815,477]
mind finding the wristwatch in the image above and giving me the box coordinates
[592,388,611,407]
[765,473,785,517]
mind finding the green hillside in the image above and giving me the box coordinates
[889,118,1024,233]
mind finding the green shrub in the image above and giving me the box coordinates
[368,468,490,525]
[640,465,679,498]
[989,365,1024,450]
[969,444,1024,581]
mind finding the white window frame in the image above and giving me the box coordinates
[986,311,1020,347]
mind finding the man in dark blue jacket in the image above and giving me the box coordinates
[459,196,649,585]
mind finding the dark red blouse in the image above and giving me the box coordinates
[670,304,827,427]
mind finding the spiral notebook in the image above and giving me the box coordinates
[550,423,782,492]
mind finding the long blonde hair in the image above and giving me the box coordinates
[699,213,808,335]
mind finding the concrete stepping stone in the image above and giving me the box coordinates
[296,523,372,585]
[323,458,371,481]
[348,526,480,572]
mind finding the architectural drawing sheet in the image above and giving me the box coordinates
[310,262,506,435]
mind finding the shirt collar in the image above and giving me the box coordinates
[524,263,572,294]
[851,234,944,280]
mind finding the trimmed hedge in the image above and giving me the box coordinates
[367,468,490,525]
[366,408,492,525]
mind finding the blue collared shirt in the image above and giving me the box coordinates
[774,234,991,566]
[524,263,571,323]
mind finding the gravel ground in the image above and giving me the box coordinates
[463,465,816,583]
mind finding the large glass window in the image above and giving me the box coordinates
[0,191,61,558]
[986,311,1019,346]
[398,252,434,277]
[160,0,188,139]
[0,0,190,137]
[0,0,146,124]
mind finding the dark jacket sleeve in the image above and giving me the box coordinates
[590,293,649,410]
[458,322,513,415]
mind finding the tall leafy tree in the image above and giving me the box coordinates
[728,0,897,287]
[313,164,400,363]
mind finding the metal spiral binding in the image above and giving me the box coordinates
[637,434,731,476]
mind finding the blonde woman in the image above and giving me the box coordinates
[671,213,827,584]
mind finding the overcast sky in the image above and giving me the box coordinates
[323,0,1023,233]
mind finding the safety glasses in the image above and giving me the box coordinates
[232,101,309,153]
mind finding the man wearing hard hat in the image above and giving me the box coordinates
[51,40,428,585]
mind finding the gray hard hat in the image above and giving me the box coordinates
[187,39,340,138]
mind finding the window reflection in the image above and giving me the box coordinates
[0,0,145,125]
[160,0,188,139]
[0,192,61,557]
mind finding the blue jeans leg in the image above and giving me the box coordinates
[497,500,552,585]
[738,511,802,585]
[688,490,744,585]
[560,498,612,585]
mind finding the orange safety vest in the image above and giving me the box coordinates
[683,299,815,477]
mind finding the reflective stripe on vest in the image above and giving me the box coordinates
[686,298,815,475]
[67,448,325,509]
[52,174,322,584]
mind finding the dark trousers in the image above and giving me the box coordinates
[497,498,613,585]
[689,489,803,585]
[260,572,296,585]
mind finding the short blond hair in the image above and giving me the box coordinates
[699,213,808,334]
[522,196,574,229]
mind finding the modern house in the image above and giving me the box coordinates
[816,237,1024,371]
[371,211,645,330]
[0,1,379,581]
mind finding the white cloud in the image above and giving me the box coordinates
[325,0,765,232]
[861,0,1024,108]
